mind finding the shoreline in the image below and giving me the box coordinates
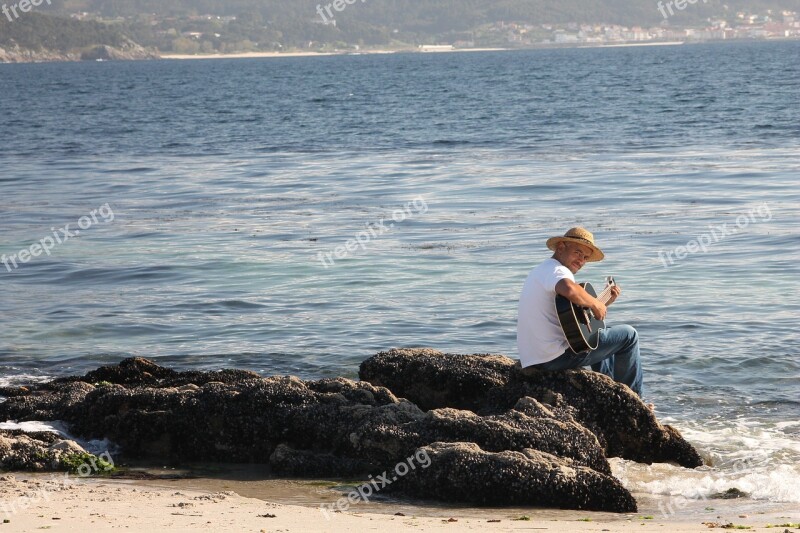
[155,39,798,61]
[158,43,686,61]
[158,47,509,60]
[3,39,798,65]
[0,474,796,533]
[579,40,685,48]
[2,354,797,526]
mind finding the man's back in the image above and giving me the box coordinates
[516,257,574,368]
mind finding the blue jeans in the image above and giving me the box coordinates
[530,324,643,397]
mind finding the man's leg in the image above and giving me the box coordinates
[518,348,593,376]
[585,324,643,397]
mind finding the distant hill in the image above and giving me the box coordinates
[0,13,156,62]
[57,0,800,50]
[0,12,123,50]
[60,0,800,26]
[2,0,799,61]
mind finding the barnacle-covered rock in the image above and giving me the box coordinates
[360,348,703,468]
[386,442,637,512]
[0,429,111,474]
[0,351,701,513]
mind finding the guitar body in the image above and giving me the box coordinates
[555,281,605,354]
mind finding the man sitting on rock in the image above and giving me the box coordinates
[516,227,643,397]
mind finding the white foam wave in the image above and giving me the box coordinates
[611,459,800,503]
[611,417,800,503]
[0,420,66,434]
[1,420,117,455]
[0,374,52,388]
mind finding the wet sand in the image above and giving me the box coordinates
[1,471,797,533]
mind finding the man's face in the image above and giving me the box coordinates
[555,242,593,274]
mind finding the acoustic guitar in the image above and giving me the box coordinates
[555,276,617,353]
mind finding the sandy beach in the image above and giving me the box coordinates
[1,353,797,532]
[0,473,797,533]
[160,51,342,59]
[159,48,508,60]
[157,44,693,61]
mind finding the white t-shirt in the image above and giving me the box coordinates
[517,258,575,367]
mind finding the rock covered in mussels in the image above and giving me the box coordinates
[0,359,609,472]
[359,348,703,468]
[385,442,637,512]
[0,352,702,512]
[0,429,109,474]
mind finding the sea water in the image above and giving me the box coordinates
[0,41,798,511]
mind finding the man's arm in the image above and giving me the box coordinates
[555,278,607,320]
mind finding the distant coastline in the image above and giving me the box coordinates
[160,51,338,60]
[583,40,685,48]
[141,38,800,62]
[2,38,798,65]
[159,47,509,60]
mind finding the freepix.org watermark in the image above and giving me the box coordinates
[2,203,115,273]
[657,0,708,19]
[319,449,431,519]
[318,197,428,268]
[2,0,51,22]
[316,0,367,25]
[658,203,772,268]
[1,451,114,519]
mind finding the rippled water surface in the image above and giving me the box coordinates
[1,41,798,506]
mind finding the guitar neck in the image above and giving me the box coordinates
[596,279,615,304]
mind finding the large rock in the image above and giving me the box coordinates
[0,429,109,474]
[0,38,159,64]
[359,348,703,468]
[0,353,703,512]
[386,442,637,512]
[78,40,159,61]
[0,362,608,471]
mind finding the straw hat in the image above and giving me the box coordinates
[546,227,604,262]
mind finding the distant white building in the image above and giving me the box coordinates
[554,32,579,43]
[418,45,455,52]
